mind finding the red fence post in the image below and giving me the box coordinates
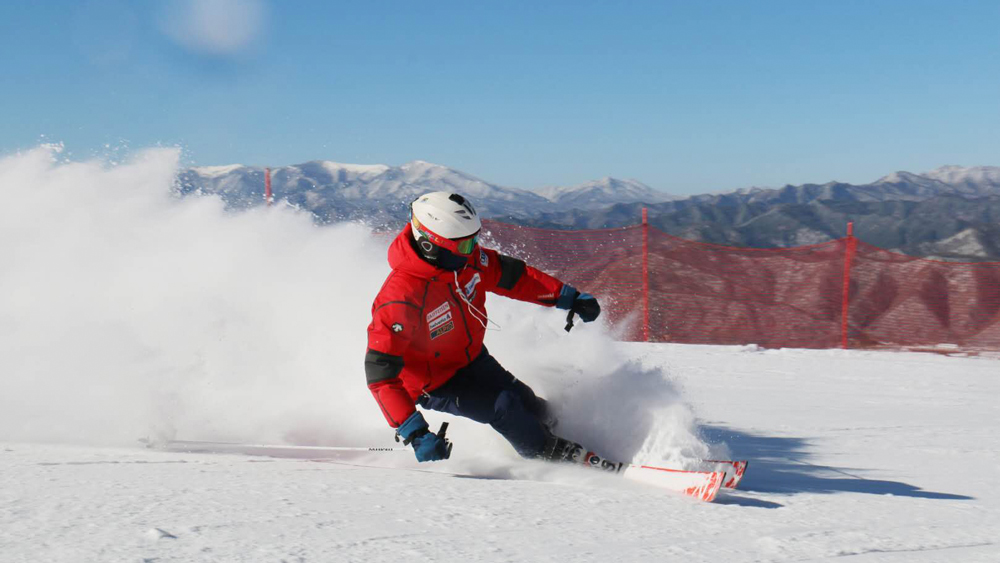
[841,221,857,349]
[642,207,650,342]
[265,167,272,206]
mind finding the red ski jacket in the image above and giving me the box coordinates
[365,224,565,427]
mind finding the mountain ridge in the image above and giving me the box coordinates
[176,161,1000,260]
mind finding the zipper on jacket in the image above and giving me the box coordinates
[446,284,475,363]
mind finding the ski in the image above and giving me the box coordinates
[700,459,749,489]
[552,446,726,502]
[147,438,734,502]
[622,464,725,502]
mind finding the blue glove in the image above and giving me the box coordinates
[555,284,601,323]
[397,411,452,462]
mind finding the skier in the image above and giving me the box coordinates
[365,191,601,463]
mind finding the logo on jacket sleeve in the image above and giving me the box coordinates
[391,323,404,333]
[479,250,489,267]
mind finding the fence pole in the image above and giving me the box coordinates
[642,207,650,342]
[265,167,272,206]
[841,221,857,349]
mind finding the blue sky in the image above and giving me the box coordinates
[2,0,999,195]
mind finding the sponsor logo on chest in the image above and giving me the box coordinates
[426,301,455,339]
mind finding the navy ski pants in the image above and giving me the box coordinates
[417,350,549,458]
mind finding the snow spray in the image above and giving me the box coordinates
[0,145,712,468]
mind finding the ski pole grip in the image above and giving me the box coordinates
[437,422,453,457]
[565,310,576,332]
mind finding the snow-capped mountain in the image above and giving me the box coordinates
[687,165,1000,207]
[534,177,677,210]
[177,161,1000,259]
[907,165,1000,195]
[177,160,676,223]
[511,165,1000,261]
[840,165,1000,201]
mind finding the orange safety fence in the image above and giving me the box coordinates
[479,219,1000,351]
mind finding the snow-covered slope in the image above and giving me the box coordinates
[4,345,997,563]
[916,227,993,259]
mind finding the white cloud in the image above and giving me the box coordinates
[160,0,267,57]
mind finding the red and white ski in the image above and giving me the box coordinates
[151,439,744,502]
[700,459,749,489]
[621,463,726,502]
[565,449,726,502]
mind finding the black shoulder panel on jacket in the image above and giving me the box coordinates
[497,254,526,290]
[364,350,404,384]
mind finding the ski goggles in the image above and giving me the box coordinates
[412,217,481,256]
[453,232,480,255]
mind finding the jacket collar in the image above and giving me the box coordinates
[389,224,486,280]
[388,224,448,280]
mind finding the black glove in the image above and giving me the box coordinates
[572,293,601,322]
[555,284,601,323]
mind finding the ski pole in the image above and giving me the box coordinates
[157,439,410,453]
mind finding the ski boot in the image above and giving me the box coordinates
[540,435,624,473]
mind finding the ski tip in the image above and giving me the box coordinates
[689,470,725,502]
[702,459,749,489]
[726,460,748,489]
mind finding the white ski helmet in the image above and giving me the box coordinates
[410,192,482,257]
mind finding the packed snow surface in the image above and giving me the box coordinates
[3,346,998,563]
[2,147,998,562]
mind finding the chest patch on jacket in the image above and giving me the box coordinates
[428,310,452,332]
[426,301,450,322]
[430,319,455,340]
[463,273,482,301]
[426,301,454,339]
